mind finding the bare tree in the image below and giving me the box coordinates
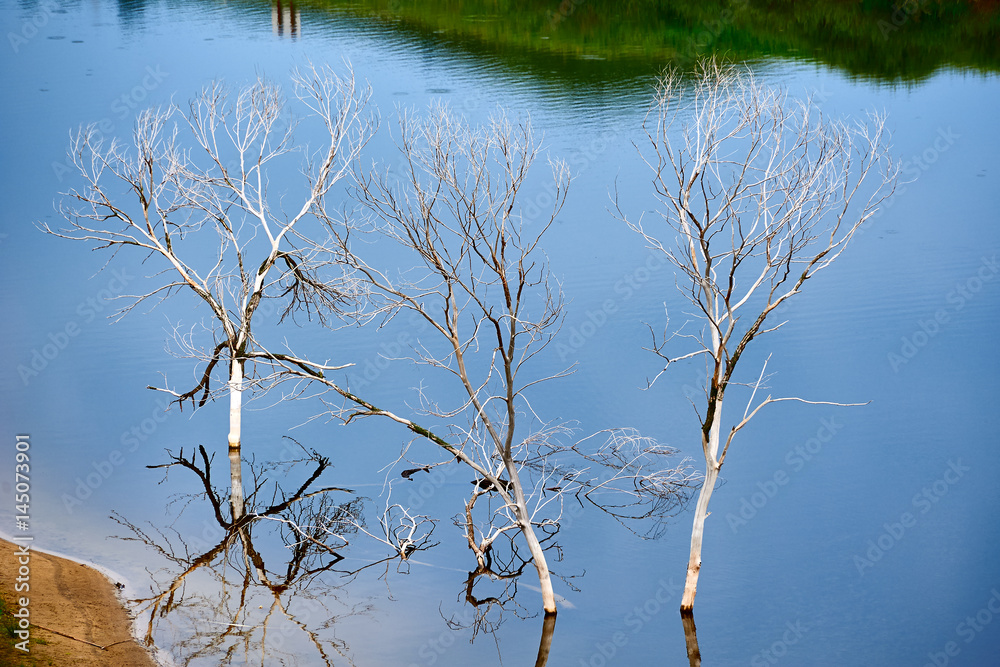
[616,58,897,611]
[45,64,375,521]
[345,105,571,615]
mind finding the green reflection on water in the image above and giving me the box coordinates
[294,0,999,81]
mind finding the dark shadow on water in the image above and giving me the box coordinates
[534,612,557,667]
[680,609,702,667]
[276,0,1000,83]
[441,531,571,666]
[114,441,431,665]
[115,430,583,665]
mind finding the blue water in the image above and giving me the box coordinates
[1,1,999,665]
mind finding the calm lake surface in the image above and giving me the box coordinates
[2,1,999,665]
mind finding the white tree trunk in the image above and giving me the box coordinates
[680,461,719,611]
[520,516,557,614]
[508,457,558,614]
[228,359,245,522]
[682,394,723,611]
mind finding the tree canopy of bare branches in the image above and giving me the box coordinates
[45,63,376,520]
[616,58,898,611]
[345,105,571,615]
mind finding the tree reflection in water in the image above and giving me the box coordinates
[116,438,675,664]
[442,531,567,667]
[681,610,702,667]
[113,441,423,666]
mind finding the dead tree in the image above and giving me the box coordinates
[45,64,375,521]
[616,58,897,611]
[347,105,572,615]
[270,105,576,614]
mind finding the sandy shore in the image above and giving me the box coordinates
[0,537,159,666]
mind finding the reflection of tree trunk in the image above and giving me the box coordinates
[533,612,557,667]
[240,524,268,585]
[228,358,245,521]
[139,535,231,644]
[680,609,702,667]
[271,0,300,38]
